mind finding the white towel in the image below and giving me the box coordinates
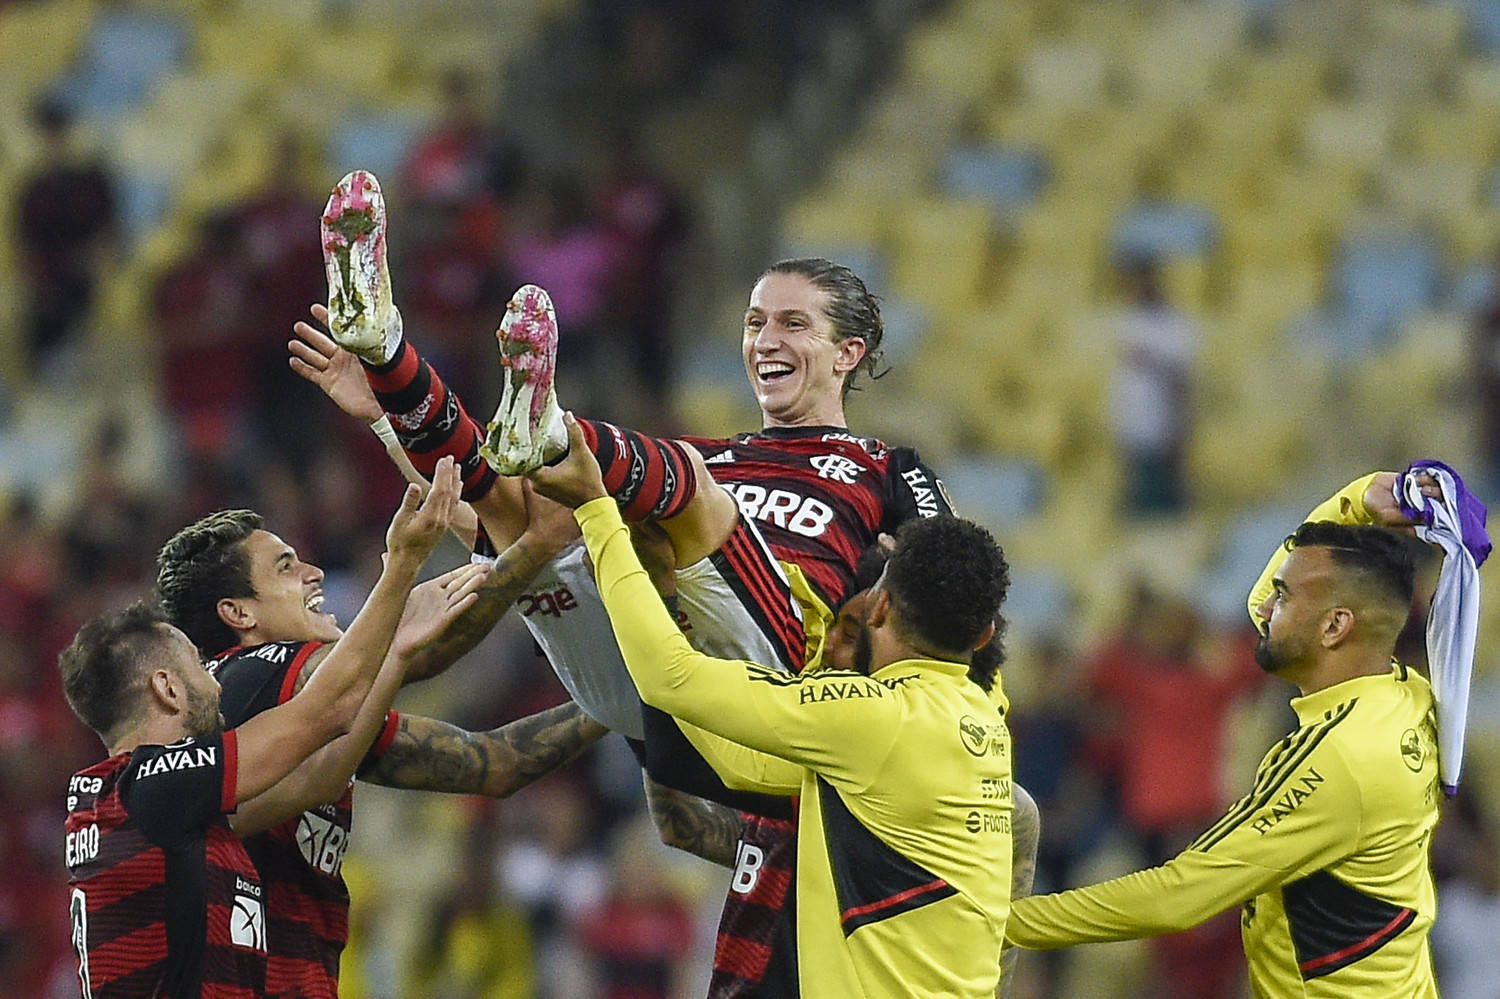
[1398,467,1482,794]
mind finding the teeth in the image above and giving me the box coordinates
[758,363,794,378]
[306,594,325,612]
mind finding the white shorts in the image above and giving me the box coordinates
[517,516,803,740]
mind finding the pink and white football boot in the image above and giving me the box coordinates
[320,170,400,364]
[480,284,570,475]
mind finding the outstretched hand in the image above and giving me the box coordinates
[289,303,383,424]
[387,455,462,565]
[392,562,492,678]
[526,413,607,509]
[1364,470,1444,529]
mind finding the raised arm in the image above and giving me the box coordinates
[230,459,458,805]
[359,701,606,797]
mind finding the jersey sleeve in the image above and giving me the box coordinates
[1246,473,1382,624]
[1007,732,1362,948]
[119,732,238,848]
[880,448,954,531]
[640,704,797,817]
[577,497,903,793]
[214,641,325,727]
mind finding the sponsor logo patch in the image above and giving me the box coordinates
[1400,729,1424,772]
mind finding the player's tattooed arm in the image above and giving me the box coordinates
[397,537,558,682]
[999,782,1041,999]
[360,701,607,797]
[644,776,743,868]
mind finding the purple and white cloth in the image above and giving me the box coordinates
[1396,459,1489,794]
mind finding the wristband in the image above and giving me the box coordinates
[370,415,399,448]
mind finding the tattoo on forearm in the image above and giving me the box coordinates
[362,702,607,796]
[404,540,555,680]
[1000,782,1041,999]
[645,778,743,868]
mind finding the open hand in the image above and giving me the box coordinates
[289,303,384,424]
[392,562,491,678]
[526,413,607,509]
[387,455,461,565]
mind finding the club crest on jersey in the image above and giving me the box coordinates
[810,454,862,484]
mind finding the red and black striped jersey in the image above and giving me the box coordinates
[681,426,953,610]
[673,425,950,998]
[65,731,267,998]
[209,641,349,999]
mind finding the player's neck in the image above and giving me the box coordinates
[763,401,848,430]
[1293,651,1392,696]
[108,716,188,756]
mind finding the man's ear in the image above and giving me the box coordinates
[834,336,867,376]
[1320,607,1355,649]
[147,668,179,713]
[865,588,892,629]
[971,621,996,652]
[217,597,253,633]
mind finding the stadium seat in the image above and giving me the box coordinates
[56,8,188,121]
[1111,198,1218,262]
[941,452,1047,528]
[1329,223,1442,343]
[327,108,431,188]
[939,144,1049,225]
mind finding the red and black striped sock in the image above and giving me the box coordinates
[362,341,497,503]
[576,419,698,521]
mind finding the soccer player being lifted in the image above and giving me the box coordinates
[296,170,1043,997]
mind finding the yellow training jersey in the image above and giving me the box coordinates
[576,497,1012,999]
[1007,666,1440,997]
[1010,472,1442,997]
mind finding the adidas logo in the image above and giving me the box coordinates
[704,450,736,465]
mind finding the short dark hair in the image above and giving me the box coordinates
[883,516,1009,660]
[848,542,1005,691]
[60,601,171,739]
[156,510,263,655]
[1285,521,1416,610]
[762,258,886,396]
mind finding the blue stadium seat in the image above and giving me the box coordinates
[939,144,1049,222]
[1329,225,1441,345]
[327,109,429,187]
[1111,198,1218,262]
[941,454,1046,528]
[1464,0,1500,53]
[55,10,187,120]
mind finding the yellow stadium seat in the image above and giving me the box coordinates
[1377,158,1483,226]
[1299,100,1397,177]
[901,22,1009,105]
[1399,104,1500,162]
[888,197,997,319]
[1019,41,1111,113]
[782,190,892,252]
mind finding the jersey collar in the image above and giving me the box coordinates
[1289,665,1400,723]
